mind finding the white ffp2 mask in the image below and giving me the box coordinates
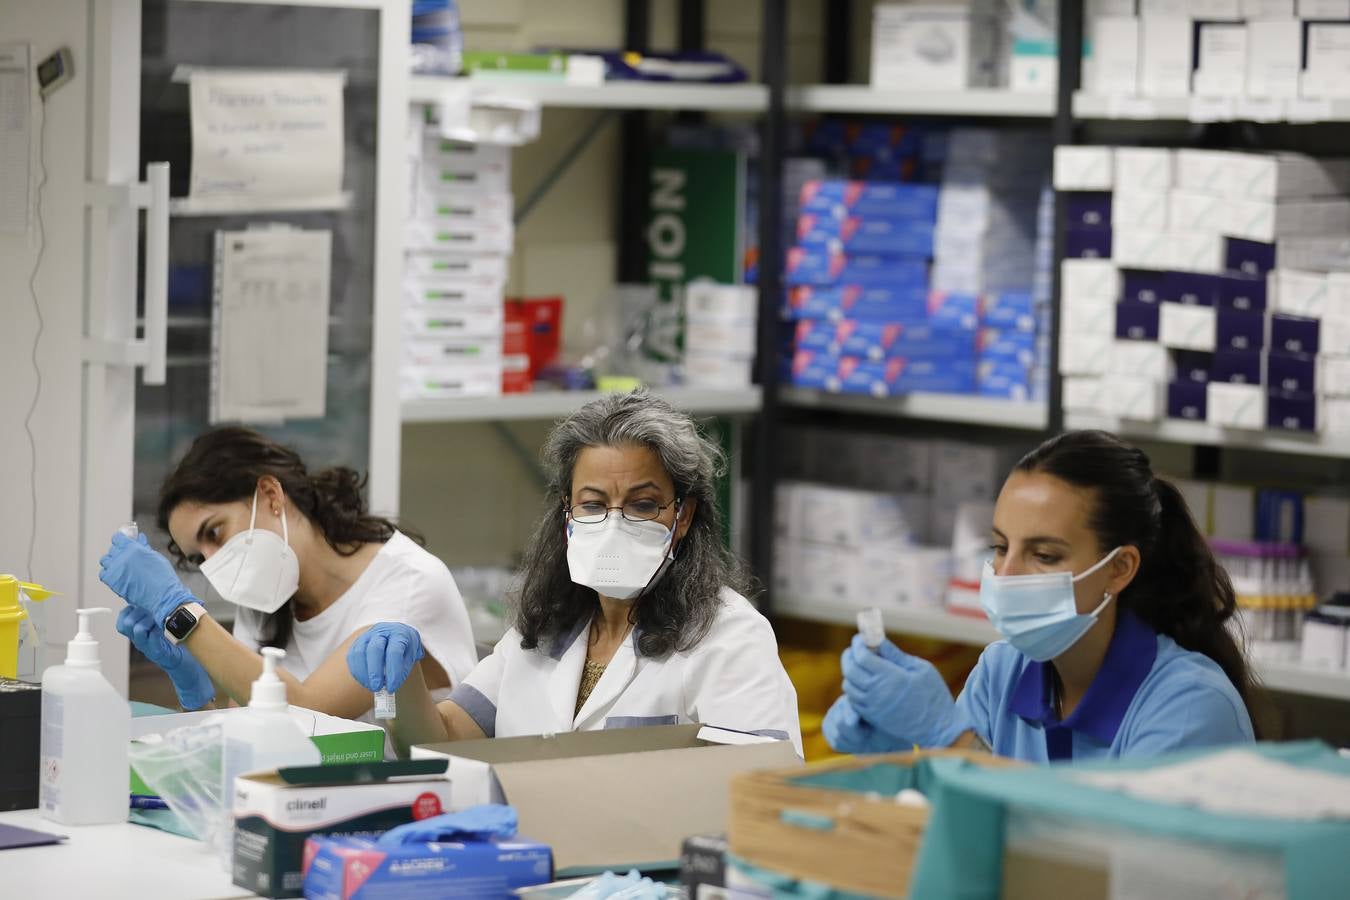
[565,513,677,601]
[199,489,300,615]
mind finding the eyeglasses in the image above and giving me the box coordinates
[566,497,681,525]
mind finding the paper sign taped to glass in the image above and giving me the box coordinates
[210,227,331,425]
[188,69,346,212]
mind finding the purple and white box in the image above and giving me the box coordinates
[1168,381,1208,420]
[1216,308,1267,351]
[1267,389,1318,433]
[1116,300,1161,341]
[1269,314,1320,354]
[1213,349,1265,385]
[1266,351,1317,394]
[1219,274,1267,312]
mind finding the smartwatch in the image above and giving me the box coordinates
[165,602,208,645]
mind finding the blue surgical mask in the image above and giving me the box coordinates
[979,548,1122,662]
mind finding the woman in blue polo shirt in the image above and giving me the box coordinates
[825,430,1258,762]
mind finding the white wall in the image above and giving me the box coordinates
[0,0,124,680]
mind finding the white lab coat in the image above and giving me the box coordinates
[448,587,803,756]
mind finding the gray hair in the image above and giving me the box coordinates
[513,389,748,658]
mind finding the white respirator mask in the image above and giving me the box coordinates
[565,504,681,602]
[200,489,300,615]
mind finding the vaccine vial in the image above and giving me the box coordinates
[857,607,885,650]
[118,522,139,539]
[373,689,396,720]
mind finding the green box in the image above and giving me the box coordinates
[129,706,385,795]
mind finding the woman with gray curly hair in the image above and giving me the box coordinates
[348,390,801,757]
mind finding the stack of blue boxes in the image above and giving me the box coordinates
[1056,146,1350,433]
[784,125,1052,401]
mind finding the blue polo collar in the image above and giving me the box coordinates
[1008,608,1159,745]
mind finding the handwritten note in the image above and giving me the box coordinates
[189,71,345,209]
[211,228,331,424]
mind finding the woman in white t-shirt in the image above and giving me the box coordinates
[99,427,476,723]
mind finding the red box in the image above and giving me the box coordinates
[503,296,563,392]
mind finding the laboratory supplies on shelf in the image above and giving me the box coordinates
[1212,538,1318,662]
[39,607,130,826]
[1056,146,1350,434]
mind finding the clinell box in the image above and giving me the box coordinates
[1169,380,1208,420]
[1066,227,1113,260]
[411,726,800,877]
[1267,350,1317,393]
[1269,313,1320,354]
[1268,389,1319,432]
[1053,146,1114,191]
[1216,307,1266,351]
[1066,193,1113,229]
[1122,270,1168,305]
[1061,259,1121,301]
[129,707,384,797]
[786,285,929,322]
[1116,300,1161,340]
[1175,350,1214,383]
[233,766,455,898]
[1213,348,1264,384]
[1167,272,1222,307]
[1064,296,1118,337]
[1115,148,1174,194]
[798,180,940,221]
[303,836,553,900]
[1219,274,1267,312]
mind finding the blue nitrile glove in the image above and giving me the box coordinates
[821,695,904,755]
[376,804,517,847]
[841,635,964,748]
[347,622,424,693]
[99,532,197,627]
[117,605,215,711]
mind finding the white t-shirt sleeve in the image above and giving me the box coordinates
[683,593,803,757]
[448,630,513,738]
[343,564,479,690]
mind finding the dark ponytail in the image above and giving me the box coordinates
[1016,430,1261,732]
[156,426,422,648]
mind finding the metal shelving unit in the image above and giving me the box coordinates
[1065,414,1350,460]
[781,387,1049,431]
[791,85,1054,118]
[408,76,769,111]
[777,596,1350,701]
[402,386,763,424]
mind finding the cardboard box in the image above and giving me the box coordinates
[1269,269,1330,318]
[1060,332,1113,375]
[1064,376,1112,412]
[303,836,553,900]
[1219,274,1267,312]
[1122,270,1167,304]
[1193,23,1249,98]
[1327,273,1350,324]
[1168,380,1208,420]
[1112,189,1170,230]
[1227,198,1350,244]
[1160,302,1218,351]
[798,214,936,257]
[1088,17,1141,96]
[1302,23,1350,98]
[1066,227,1114,259]
[1116,299,1161,340]
[1216,307,1266,350]
[1168,191,1227,234]
[1269,313,1320,353]
[1061,258,1122,301]
[1299,0,1350,15]
[1054,146,1115,191]
[1225,236,1276,276]
[870,4,999,89]
[1175,150,1236,196]
[1167,272,1221,306]
[1114,148,1173,193]
[411,726,800,876]
[1064,296,1118,336]
[1173,232,1227,274]
[1141,16,1195,97]
[1267,388,1319,431]
[800,180,941,221]
[404,253,510,285]
[1112,229,1173,270]
[233,765,455,898]
[1207,382,1267,429]
[1108,376,1165,420]
[1066,193,1114,229]
[1244,0,1295,14]
[1213,348,1264,384]
[414,190,513,227]
[1320,355,1350,395]
[1108,339,1171,380]
[1267,350,1316,393]
[1246,20,1303,98]
[400,363,503,401]
[407,219,514,255]
[1174,349,1214,382]
[1227,153,1350,201]
[403,308,504,341]
[129,707,384,797]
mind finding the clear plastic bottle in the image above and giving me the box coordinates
[40,607,130,825]
[219,647,321,868]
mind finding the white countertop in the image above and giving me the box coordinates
[0,809,253,899]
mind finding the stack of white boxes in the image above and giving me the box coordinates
[1056,145,1350,432]
[774,428,1010,613]
[682,282,758,389]
[1085,0,1350,110]
[870,1,1002,90]
[402,127,515,400]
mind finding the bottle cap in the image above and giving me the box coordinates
[67,607,111,668]
[250,646,289,710]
